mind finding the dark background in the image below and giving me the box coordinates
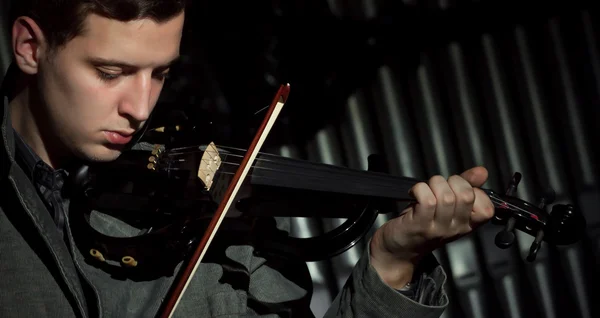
[1,1,598,317]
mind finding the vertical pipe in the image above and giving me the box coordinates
[372,66,424,179]
[514,23,589,318]
[306,126,364,292]
[339,91,392,231]
[544,17,598,318]
[580,13,600,299]
[581,11,600,107]
[276,145,338,318]
[446,40,533,318]
[412,52,489,318]
[370,65,454,318]
[548,19,597,185]
[480,33,561,318]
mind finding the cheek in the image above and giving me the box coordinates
[57,72,117,123]
[41,62,95,112]
[149,83,164,111]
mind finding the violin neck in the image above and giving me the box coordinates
[243,153,420,202]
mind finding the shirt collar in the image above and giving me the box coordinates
[3,63,69,190]
[12,128,40,180]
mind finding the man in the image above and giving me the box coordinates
[0,0,494,317]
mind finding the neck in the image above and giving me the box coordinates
[9,81,69,169]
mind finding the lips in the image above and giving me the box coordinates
[104,131,134,145]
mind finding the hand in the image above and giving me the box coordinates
[369,166,495,289]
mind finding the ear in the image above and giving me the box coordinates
[12,16,47,75]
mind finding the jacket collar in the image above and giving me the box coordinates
[1,63,18,176]
[0,62,91,317]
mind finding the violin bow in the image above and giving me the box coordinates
[156,83,291,318]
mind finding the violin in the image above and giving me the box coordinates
[67,84,586,317]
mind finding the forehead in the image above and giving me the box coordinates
[64,12,184,66]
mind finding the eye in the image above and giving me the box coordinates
[152,71,171,81]
[96,69,120,81]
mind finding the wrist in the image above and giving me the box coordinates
[369,226,418,289]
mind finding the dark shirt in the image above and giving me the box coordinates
[12,129,68,238]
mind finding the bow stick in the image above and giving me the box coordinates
[156,83,291,318]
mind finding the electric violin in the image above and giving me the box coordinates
[68,84,586,318]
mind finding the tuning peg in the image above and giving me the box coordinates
[495,216,517,248]
[367,154,388,173]
[526,229,545,261]
[493,172,523,249]
[505,172,522,196]
[537,187,556,209]
[546,204,586,245]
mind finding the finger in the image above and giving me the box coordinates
[429,175,455,226]
[460,166,489,188]
[408,182,437,224]
[448,175,476,227]
[470,188,495,225]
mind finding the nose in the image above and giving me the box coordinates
[119,72,153,123]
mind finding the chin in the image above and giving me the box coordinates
[78,144,125,163]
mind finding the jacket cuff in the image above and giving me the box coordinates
[352,238,449,316]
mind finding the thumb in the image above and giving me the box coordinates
[460,166,488,188]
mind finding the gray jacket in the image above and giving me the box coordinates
[0,77,448,317]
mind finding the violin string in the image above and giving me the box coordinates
[167,144,303,163]
[168,150,287,168]
[167,148,311,180]
[159,157,538,222]
[216,150,536,216]
[183,154,362,194]
[195,146,400,183]
[168,145,384,190]
[165,145,539,219]
[211,163,403,193]
[170,146,398,192]
[215,154,410,195]
[209,161,378,192]
[219,152,299,167]
[206,167,536,219]
[489,197,535,217]
[168,149,298,178]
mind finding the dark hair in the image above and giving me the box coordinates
[9,0,187,51]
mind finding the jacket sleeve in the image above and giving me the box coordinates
[323,238,449,318]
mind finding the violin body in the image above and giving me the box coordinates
[68,138,587,279]
[68,145,215,278]
[68,143,385,278]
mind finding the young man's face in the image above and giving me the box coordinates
[35,12,184,163]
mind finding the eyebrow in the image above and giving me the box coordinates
[87,55,180,70]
